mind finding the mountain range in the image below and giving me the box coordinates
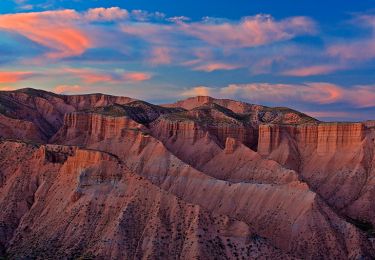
[0,88,374,259]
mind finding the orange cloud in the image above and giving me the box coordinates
[281,65,345,76]
[181,86,213,97]
[0,10,91,58]
[122,72,152,82]
[0,71,33,83]
[193,63,240,72]
[303,83,343,103]
[54,85,83,94]
[0,86,16,91]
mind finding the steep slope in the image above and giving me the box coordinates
[0,140,294,259]
[152,103,257,147]
[50,111,375,259]
[154,96,317,166]
[257,122,375,231]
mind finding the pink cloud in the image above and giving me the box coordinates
[122,72,152,82]
[281,64,345,76]
[64,68,113,83]
[347,85,375,108]
[219,82,343,104]
[122,15,315,49]
[148,47,172,65]
[193,63,240,72]
[64,68,152,84]
[327,41,375,61]
[302,83,343,103]
[327,15,375,61]
[0,10,91,58]
[0,71,34,83]
[120,15,316,67]
[181,15,316,48]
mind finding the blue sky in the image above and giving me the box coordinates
[0,0,374,121]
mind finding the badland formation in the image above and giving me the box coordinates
[0,88,374,259]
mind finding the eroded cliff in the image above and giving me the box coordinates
[0,89,374,259]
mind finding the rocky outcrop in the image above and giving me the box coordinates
[163,96,264,114]
[163,96,317,125]
[0,88,135,141]
[63,93,134,110]
[41,144,76,164]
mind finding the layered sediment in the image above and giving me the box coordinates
[1,88,374,259]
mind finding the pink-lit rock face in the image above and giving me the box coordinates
[316,123,365,154]
[257,122,375,229]
[0,88,374,259]
[51,112,144,144]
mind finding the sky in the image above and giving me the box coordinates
[0,0,374,121]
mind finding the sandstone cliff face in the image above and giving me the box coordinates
[257,122,375,230]
[151,114,257,147]
[316,123,365,154]
[151,118,206,144]
[258,122,365,157]
[51,112,145,144]
[258,124,282,156]
[149,103,259,167]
